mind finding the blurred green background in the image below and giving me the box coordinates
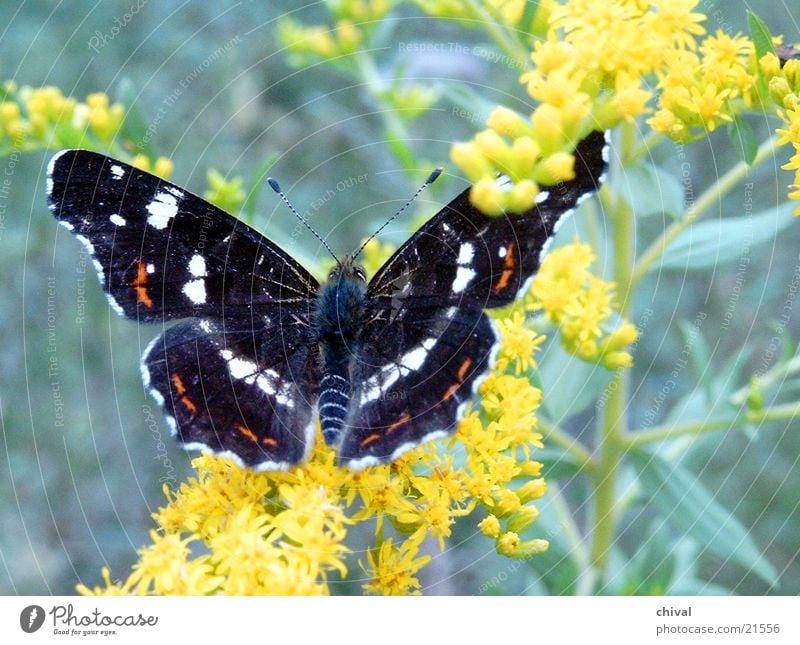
[1,1,798,595]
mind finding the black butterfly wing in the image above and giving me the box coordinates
[47,150,319,322]
[366,130,609,311]
[340,307,498,468]
[340,131,608,468]
[47,150,322,469]
[142,315,320,470]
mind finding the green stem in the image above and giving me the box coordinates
[625,401,800,447]
[730,354,800,406]
[630,135,783,288]
[747,402,800,423]
[462,0,532,70]
[589,123,636,582]
[537,417,594,473]
[628,130,666,165]
[625,418,740,447]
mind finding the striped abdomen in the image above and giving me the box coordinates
[319,370,350,445]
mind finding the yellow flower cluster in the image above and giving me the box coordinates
[451,0,709,215]
[277,0,389,63]
[772,53,800,214]
[528,241,637,368]
[0,85,123,149]
[0,82,173,179]
[78,239,552,596]
[414,0,526,27]
[648,30,757,138]
[203,168,246,214]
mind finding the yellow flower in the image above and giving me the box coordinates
[495,311,546,374]
[529,241,637,366]
[363,539,431,596]
[130,154,175,180]
[507,505,541,533]
[478,514,501,537]
[204,168,246,213]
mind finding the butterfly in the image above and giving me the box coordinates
[46,130,608,471]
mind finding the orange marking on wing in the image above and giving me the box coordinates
[180,396,197,414]
[171,373,187,395]
[493,242,517,294]
[386,413,411,435]
[443,383,459,401]
[494,269,514,293]
[503,242,517,269]
[360,433,381,448]
[261,437,279,448]
[457,357,473,381]
[131,260,154,308]
[235,424,259,443]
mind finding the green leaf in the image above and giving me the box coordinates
[115,77,154,158]
[747,11,776,97]
[747,11,776,58]
[539,339,614,420]
[629,449,780,587]
[728,117,758,166]
[534,446,583,480]
[620,518,677,595]
[656,202,797,271]
[678,319,713,404]
[620,163,685,219]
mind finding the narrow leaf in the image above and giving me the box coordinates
[747,11,776,97]
[656,202,796,271]
[630,449,780,586]
[728,117,758,166]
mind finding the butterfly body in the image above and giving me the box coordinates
[314,261,368,445]
[46,130,608,470]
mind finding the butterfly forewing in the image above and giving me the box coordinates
[47,150,319,322]
[48,149,321,468]
[339,131,609,467]
[367,130,609,310]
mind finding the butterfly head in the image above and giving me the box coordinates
[328,256,367,284]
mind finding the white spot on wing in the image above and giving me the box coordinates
[146,191,179,229]
[498,246,507,258]
[146,263,155,274]
[188,254,207,277]
[452,266,476,293]
[182,278,206,304]
[457,242,474,265]
[109,214,126,226]
[110,164,125,180]
[535,190,550,204]
[58,220,74,231]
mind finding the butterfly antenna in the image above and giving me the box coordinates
[352,167,443,261]
[267,177,339,263]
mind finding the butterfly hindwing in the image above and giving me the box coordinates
[47,150,319,322]
[341,307,498,468]
[142,315,320,470]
